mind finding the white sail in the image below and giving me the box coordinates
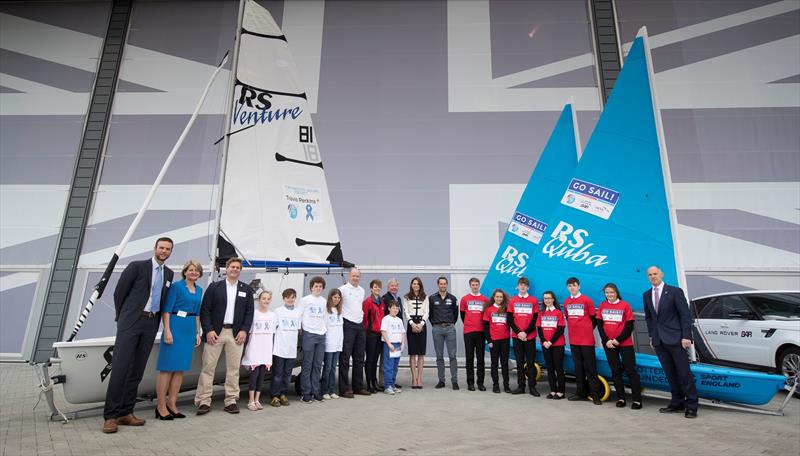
[218,0,343,267]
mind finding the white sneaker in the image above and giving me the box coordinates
[322,394,331,400]
[330,393,339,399]
[384,388,395,395]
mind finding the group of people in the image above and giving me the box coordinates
[101,238,699,434]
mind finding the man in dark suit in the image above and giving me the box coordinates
[194,257,253,415]
[643,265,699,418]
[103,237,174,433]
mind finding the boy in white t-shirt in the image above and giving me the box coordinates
[380,301,406,395]
[270,288,302,407]
[299,276,328,403]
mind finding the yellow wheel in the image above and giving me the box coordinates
[522,363,543,382]
[588,375,611,402]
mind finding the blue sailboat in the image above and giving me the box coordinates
[487,28,787,407]
[482,100,581,297]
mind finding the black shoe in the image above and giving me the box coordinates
[355,389,372,396]
[155,409,174,421]
[529,387,540,397]
[592,398,603,405]
[301,395,313,404]
[511,387,525,395]
[478,384,486,391]
[567,395,586,402]
[553,394,565,400]
[467,384,476,391]
[616,400,626,408]
[167,407,186,419]
[684,409,697,418]
[452,383,460,390]
[492,385,501,393]
[435,381,446,389]
[659,405,685,413]
[503,385,512,394]
[631,402,642,410]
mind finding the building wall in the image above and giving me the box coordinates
[1,0,797,358]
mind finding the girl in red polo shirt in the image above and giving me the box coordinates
[598,283,642,409]
[536,291,566,399]
[483,289,511,394]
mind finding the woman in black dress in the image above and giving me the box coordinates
[404,277,429,389]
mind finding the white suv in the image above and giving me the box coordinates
[692,291,800,384]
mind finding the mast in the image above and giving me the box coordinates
[639,27,694,360]
[65,53,230,341]
[639,27,688,292]
[208,0,247,281]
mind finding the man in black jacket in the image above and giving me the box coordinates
[429,276,459,390]
[194,258,254,415]
[103,237,174,434]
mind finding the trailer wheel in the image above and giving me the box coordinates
[588,375,611,402]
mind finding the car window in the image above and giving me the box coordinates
[692,297,711,317]
[746,293,800,320]
[698,299,723,319]
[719,295,753,320]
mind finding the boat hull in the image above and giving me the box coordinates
[528,344,786,405]
[53,334,243,405]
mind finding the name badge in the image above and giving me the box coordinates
[541,316,557,328]
[238,291,247,297]
[176,310,187,318]
[491,314,506,324]
[515,303,533,314]
[468,303,483,312]
[603,310,623,322]
[567,305,584,317]
[165,280,171,288]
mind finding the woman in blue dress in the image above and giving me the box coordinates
[155,260,203,420]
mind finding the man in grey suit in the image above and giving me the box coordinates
[102,238,174,433]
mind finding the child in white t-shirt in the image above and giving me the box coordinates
[380,300,406,395]
[242,291,277,410]
[322,289,344,399]
[270,288,302,407]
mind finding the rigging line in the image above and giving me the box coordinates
[214,124,256,145]
[275,152,324,169]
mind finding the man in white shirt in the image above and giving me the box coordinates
[338,268,369,397]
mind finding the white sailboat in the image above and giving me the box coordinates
[38,0,344,418]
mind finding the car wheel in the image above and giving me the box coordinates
[778,346,800,396]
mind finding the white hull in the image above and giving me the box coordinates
[52,334,239,405]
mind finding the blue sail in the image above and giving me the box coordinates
[482,102,581,297]
[519,34,681,310]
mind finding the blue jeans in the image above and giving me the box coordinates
[271,356,295,398]
[383,343,401,389]
[321,351,340,395]
[300,332,326,398]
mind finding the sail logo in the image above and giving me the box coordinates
[494,245,527,277]
[507,211,547,245]
[541,221,609,267]
[232,86,303,127]
[561,178,620,220]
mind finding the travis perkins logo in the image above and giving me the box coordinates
[232,85,302,127]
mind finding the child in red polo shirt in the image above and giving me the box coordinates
[508,277,540,396]
[363,279,385,393]
[483,289,512,394]
[536,291,566,399]
[598,283,642,409]
[460,277,488,391]
[563,277,603,405]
